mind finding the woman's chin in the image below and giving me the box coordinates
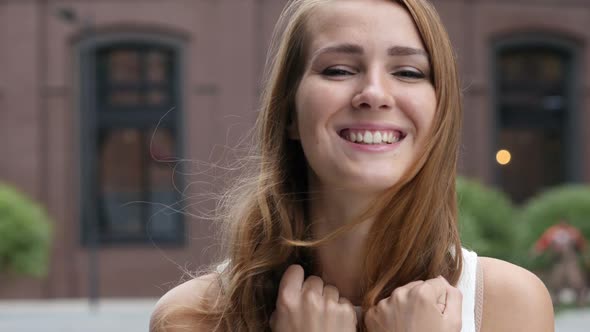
[336,176,401,195]
[310,166,404,195]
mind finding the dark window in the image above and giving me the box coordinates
[83,42,183,245]
[495,46,571,203]
[97,46,174,111]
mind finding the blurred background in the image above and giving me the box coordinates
[0,0,589,331]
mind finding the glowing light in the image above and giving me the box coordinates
[496,149,511,165]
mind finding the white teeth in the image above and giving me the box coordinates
[373,131,382,144]
[343,130,402,144]
[363,131,373,144]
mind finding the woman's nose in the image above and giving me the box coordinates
[351,71,394,111]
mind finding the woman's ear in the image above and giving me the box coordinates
[286,115,300,140]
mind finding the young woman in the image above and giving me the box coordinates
[150,0,554,331]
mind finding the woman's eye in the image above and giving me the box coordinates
[394,70,426,80]
[322,68,354,77]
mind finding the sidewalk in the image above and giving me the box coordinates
[556,308,590,332]
[0,299,157,332]
[0,299,588,332]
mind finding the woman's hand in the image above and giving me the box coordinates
[270,265,357,332]
[364,276,462,332]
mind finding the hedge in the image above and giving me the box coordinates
[0,183,52,277]
[456,177,520,262]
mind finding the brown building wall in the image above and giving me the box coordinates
[0,0,588,299]
[466,1,590,186]
[0,1,46,298]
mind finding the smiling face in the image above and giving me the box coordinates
[290,0,437,195]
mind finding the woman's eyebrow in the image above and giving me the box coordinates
[388,46,429,58]
[311,43,429,61]
[311,43,363,60]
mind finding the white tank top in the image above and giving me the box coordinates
[456,247,481,332]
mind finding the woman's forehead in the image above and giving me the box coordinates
[305,0,425,53]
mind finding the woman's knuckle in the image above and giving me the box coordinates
[377,298,389,310]
[408,284,423,297]
[276,294,294,310]
[325,299,338,311]
[392,287,403,298]
[345,304,356,315]
[324,284,338,293]
[302,289,320,305]
[391,296,403,307]
[306,276,323,285]
[337,303,353,317]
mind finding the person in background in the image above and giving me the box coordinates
[534,219,587,306]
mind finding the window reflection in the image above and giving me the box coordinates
[98,127,179,240]
[99,129,143,235]
[109,90,141,106]
[147,128,179,236]
[146,89,168,106]
[98,46,172,108]
[146,51,168,83]
[109,50,141,83]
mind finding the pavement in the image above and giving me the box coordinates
[555,308,590,332]
[0,299,157,332]
[0,299,588,332]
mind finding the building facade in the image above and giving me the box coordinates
[0,0,588,299]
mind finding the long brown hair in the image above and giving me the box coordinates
[155,0,463,330]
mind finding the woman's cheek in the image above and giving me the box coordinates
[297,97,328,140]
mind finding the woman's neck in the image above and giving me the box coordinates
[308,186,377,305]
[312,225,371,305]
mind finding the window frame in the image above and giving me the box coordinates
[77,32,186,246]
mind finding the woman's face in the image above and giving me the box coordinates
[290,0,436,195]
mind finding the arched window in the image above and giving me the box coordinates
[494,38,576,203]
[79,36,184,244]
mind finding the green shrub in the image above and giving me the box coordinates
[516,185,590,271]
[0,183,52,277]
[456,177,520,262]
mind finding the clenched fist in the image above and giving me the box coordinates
[270,265,357,332]
[364,276,462,332]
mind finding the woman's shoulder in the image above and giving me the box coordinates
[149,273,221,332]
[479,257,554,332]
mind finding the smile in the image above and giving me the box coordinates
[339,129,405,145]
